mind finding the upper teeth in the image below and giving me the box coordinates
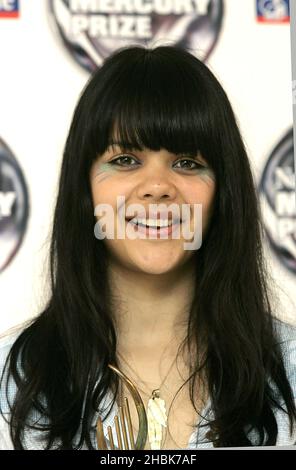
[131,218,173,227]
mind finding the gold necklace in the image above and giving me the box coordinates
[117,352,177,450]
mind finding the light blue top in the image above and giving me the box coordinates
[0,318,295,449]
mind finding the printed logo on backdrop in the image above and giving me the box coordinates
[256,0,290,23]
[259,129,296,275]
[0,138,29,273]
[48,0,224,73]
[0,0,20,18]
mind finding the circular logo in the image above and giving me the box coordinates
[0,138,29,273]
[259,129,296,274]
[257,0,289,21]
[48,0,224,73]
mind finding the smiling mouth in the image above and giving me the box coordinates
[125,218,182,229]
[124,218,183,240]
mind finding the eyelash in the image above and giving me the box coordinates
[108,154,206,171]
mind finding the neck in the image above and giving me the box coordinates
[108,257,196,355]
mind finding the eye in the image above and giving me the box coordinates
[173,158,206,171]
[108,154,207,171]
[109,154,139,167]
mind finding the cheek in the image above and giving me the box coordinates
[182,181,216,235]
[183,180,216,210]
[89,161,120,196]
[200,186,216,233]
[201,188,216,216]
[90,172,133,211]
[91,180,113,206]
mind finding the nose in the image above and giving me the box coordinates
[136,177,177,202]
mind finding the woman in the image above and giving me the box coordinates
[0,44,295,450]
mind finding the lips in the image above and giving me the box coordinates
[128,219,176,229]
[126,218,181,237]
[125,210,182,224]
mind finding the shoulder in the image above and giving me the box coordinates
[273,317,296,357]
[0,322,28,414]
[273,317,296,395]
[273,316,296,343]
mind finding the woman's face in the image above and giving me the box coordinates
[89,142,216,275]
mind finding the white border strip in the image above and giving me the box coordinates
[289,0,296,204]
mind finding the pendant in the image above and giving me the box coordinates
[147,389,167,449]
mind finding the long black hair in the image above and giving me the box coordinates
[1,44,295,449]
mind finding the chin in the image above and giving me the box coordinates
[108,244,188,274]
[130,256,182,275]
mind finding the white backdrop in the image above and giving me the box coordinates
[0,0,295,334]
